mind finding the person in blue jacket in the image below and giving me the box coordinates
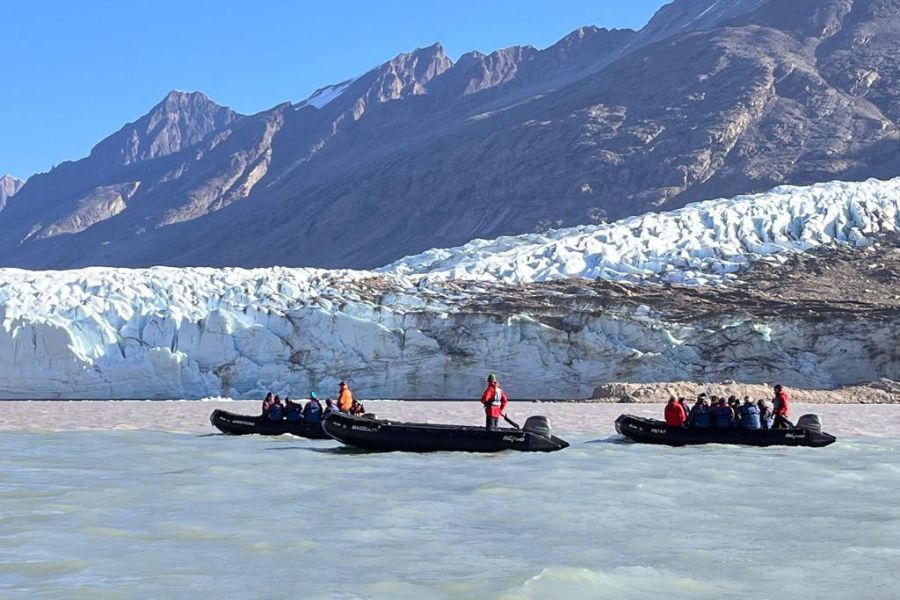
[283,397,303,422]
[268,395,284,420]
[687,395,711,428]
[303,392,323,423]
[710,397,735,428]
[738,397,761,430]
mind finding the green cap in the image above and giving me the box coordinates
[487,373,496,382]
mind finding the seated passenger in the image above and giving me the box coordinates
[757,399,773,430]
[323,398,340,414]
[687,396,711,428]
[261,392,274,416]
[664,396,686,427]
[728,396,741,421]
[284,397,303,422]
[268,395,284,420]
[304,392,323,423]
[677,397,691,420]
[710,398,736,428]
[350,399,366,416]
[738,397,761,430]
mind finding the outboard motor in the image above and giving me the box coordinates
[796,414,822,433]
[524,416,552,439]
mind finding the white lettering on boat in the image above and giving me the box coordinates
[351,425,379,432]
[785,433,805,439]
[232,420,256,426]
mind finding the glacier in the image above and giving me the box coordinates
[385,178,900,285]
[0,178,899,399]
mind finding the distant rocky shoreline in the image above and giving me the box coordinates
[589,380,900,404]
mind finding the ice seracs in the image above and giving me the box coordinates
[0,178,898,399]
[384,178,900,286]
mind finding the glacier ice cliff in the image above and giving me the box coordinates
[0,178,898,399]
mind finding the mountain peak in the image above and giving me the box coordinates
[89,90,242,168]
[332,41,454,111]
[0,175,24,212]
[629,0,769,49]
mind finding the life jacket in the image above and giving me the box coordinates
[739,404,761,430]
[482,385,507,417]
[773,390,791,417]
[711,404,734,428]
[689,404,710,428]
[338,388,353,412]
[268,406,283,420]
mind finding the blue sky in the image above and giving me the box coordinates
[2,0,668,179]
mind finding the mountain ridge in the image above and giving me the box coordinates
[2,0,899,269]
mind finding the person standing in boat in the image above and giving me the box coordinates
[772,384,792,429]
[337,381,354,413]
[480,373,508,430]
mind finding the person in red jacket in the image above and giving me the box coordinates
[664,396,687,427]
[772,384,792,429]
[480,373,509,430]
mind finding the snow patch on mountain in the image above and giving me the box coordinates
[296,79,355,110]
[384,179,900,286]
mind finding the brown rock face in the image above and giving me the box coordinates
[1,0,899,269]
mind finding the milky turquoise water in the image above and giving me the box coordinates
[1,404,899,599]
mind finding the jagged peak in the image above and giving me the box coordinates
[380,41,453,74]
[0,174,23,185]
[151,90,232,114]
[0,175,24,210]
[88,90,242,167]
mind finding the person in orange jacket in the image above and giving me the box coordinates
[337,381,354,413]
[664,396,687,427]
[480,373,508,430]
[772,384,792,429]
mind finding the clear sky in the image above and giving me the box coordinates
[2,0,668,179]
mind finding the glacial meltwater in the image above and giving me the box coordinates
[1,401,898,599]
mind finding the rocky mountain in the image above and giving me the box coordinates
[2,0,900,269]
[0,175,23,212]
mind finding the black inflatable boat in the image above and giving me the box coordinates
[322,413,569,452]
[615,414,836,447]
[209,409,331,439]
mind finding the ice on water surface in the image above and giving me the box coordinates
[1,402,898,599]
